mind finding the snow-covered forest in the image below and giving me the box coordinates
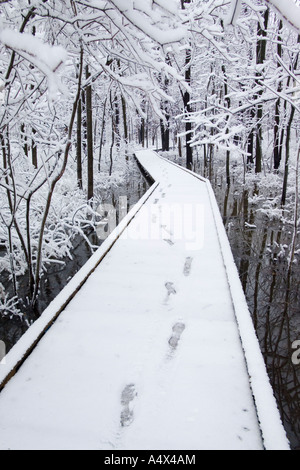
[0,0,300,449]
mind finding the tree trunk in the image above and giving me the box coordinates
[184,62,193,170]
[255,8,269,173]
[31,131,38,168]
[76,97,83,189]
[98,97,107,171]
[109,91,115,176]
[281,37,299,205]
[31,25,38,169]
[181,0,193,170]
[247,114,255,166]
[160,119,170,152]
[32,49,84,306]
[139,117,145,147]
[281,105,295,206]
[86,65,94,201]
[273,20,283,171]
[222,65,231,186]
[21,123,28,157]
[121,94,128,143]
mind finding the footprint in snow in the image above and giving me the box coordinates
[120,384,137,428]
[183,257,193,276]
[161,225,174,246]
[168,322,186,351]
[164,282,177,304]
[165,282,177,296]
[161,224,172,235]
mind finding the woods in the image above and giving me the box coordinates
[0,1,298,299]
[0,0,298,308]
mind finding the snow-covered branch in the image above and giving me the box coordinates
[0,29,67,94]
[264,0,300,32]
[108,0,187,45]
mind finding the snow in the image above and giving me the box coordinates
[225,0,243,26]
[0,150,290,450]
[0,28,68,96]
[224,0,300,31]
[0,29,67,72]
[264,0,300,31]
[109,0,187,45]
[0,78,4,105]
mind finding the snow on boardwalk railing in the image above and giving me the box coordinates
[0,150,290,450]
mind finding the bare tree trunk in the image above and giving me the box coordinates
[247,112,255,166]
[76,96,83,189]
[287,144,300,269]
[98,96,107,172]
[255,8,269,173]
[274,20,283,171]
[181,0,193,170]
[139,115,145,148]
[281,105,296,206]
[31,25,38,169]
[160,118,170,152]
[1,130,33,297]
[121,94,128,144]
[281,35,300,204]
[222,65,231,186]
[32,48,84,307]
[178,137,182,158]
[184,57,193,170]
[86,65,94,201]
[21,123,28,157]
[109,91,115,176]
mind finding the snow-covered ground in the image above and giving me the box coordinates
[0,150,289,450]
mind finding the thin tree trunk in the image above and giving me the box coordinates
[140,117,145,148]
[222,65,231,186]
[109,91,115,176]
[21,123,28,157]
[31,25,38,169]
[274,20,283,171]
[281,105,295,206]
[76,97,83,189]
[1,130,30,296]
[281,36,300,204]
[121,94,128,143]
[178,137,182,158]
[288,144,300,269]
[255,8,269,173]
[32,48,84,307]
[86,65,94,201]
[160,118,170,152]
[181,0,193,170]
[98,96,107,172]
[110,117,115,177]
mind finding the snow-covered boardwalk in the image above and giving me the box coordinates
[0,150,289,450]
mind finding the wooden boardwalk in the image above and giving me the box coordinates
[0,150,289,450]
